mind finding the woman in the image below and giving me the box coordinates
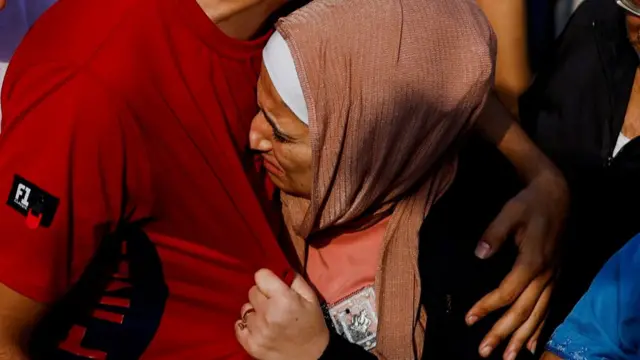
[236,0,568,358]
[541,233,640,359]
[518,0,640,344]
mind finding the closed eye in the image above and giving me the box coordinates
[260,109,293,143]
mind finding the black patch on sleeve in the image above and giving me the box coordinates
[6,174,60,227]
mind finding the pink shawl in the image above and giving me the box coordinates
[276,0,496,358]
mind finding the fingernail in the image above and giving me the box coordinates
[506,351,516,360]
[480,344,493,357]
[466,315,478,325]
[530,341,537,354]
[475,241,492,259]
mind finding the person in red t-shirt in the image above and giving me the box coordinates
[0,0,303,358]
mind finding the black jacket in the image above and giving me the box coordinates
[419,137,533,360]
[520,0,640,338]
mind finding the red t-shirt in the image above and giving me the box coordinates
[0,0,292,358]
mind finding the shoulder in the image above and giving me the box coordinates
[518,0,619,114]
[9,0,149,71]
[561,0,624,38]
[570,0,620,25]
[545,233,640,359]
[612,233,640,284]
[1,64,130,139]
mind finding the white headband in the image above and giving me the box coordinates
[262,31,309,125]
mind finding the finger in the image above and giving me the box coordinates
[467,263,538,325]
[254,268,291,299]
[240,303,257,327]
[249,285,269,312]
[502,283,553,360]
[235,319,250,345]
[290,273,318,304]
[469,216,549,326]
[527,310,548,354]
[476,273,551,358]
[235,319,260,357]
[515,215,551,264]
[478,200,524,259]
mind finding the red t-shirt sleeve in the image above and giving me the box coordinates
[0,69,151,304]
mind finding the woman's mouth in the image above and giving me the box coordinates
[262,156,285,177]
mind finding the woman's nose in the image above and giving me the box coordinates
[249,113,273,152]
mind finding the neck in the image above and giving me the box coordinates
[623,69,640,138]
[196,0,287,40]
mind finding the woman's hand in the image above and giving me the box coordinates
[472,92,570,359]
[235,269,329,360]
[467,173,568,359]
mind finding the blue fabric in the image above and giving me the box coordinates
[546,233,640,360]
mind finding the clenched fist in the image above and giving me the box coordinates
[235,269,329,360]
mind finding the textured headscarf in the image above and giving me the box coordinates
[275,0,496,358]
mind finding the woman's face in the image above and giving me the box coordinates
[250,65,312,198]
[626,3,640,55]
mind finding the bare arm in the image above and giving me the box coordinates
[0,284,47,360]
[476,91,563,183]
[477,0,532,115]
[466,91,568,358]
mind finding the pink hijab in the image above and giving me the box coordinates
[276,0,496,358]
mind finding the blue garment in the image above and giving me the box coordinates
[546,233,640,360]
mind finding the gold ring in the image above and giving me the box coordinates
[241,307,256,323]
